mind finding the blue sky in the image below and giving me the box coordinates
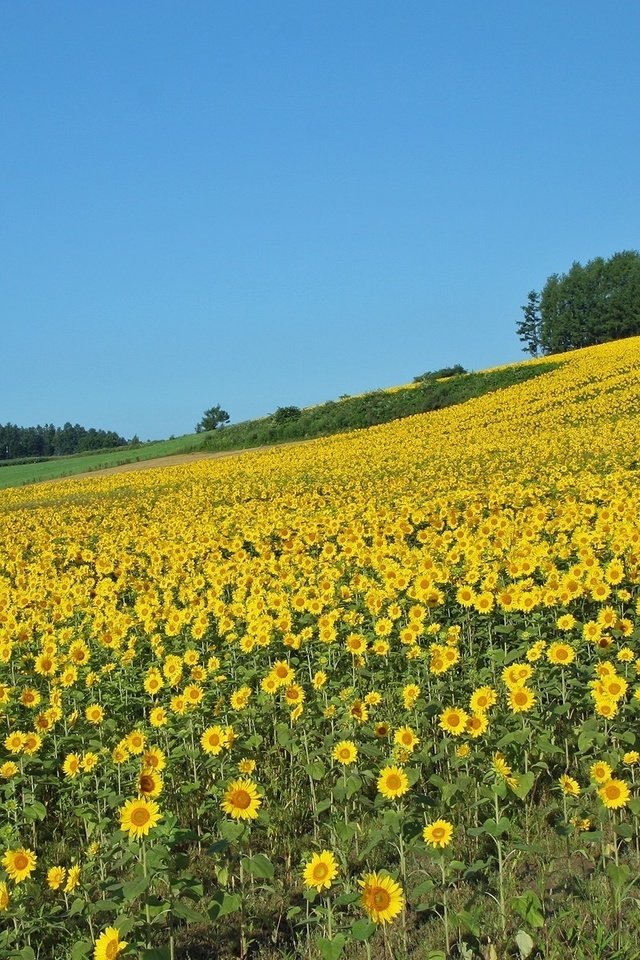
[2,1,639,440]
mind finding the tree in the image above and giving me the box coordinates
[196,404,230,432]
[516,290,542,356]
[532,251,640,355]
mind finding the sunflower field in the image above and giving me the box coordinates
[2,339,640,960]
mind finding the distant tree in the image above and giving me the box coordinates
[196,405,230,432]
[273,405,301,424]
[531,251,640,354]
[516,290,542,356]
[413,364,467,383]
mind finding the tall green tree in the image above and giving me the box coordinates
[516,290,542,356]
[196,404,230,432]
[529,251,640,354]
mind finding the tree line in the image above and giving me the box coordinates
[517,250,640,356]
[0,422,128,461]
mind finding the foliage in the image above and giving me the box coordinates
[0,422,128,461]
[528,251,640,355]
[273,406,302,424]
[516,291,542,357]
[196,405,230,433]
[412,364,467,382]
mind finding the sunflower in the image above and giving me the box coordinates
[119,797,163,839]
[547,642,575,666]
[332,740,358,765]
[359,871,404,924]
[466,713,488,738]
[508,686,536,713]
[598,778,631,809]
[284,683,305,707]
[394,726,419,752]
[402,683,420,708]
[65,864,81,893]
[200,725,227,755]
[138,769,164,798]
[149,707,168,727]
[85,704,105,725]
[492,752,518,789]
[221,778,262,820]
[377,764,409,799]
[142,746,166,772]
[2,847,37,884]
[271,660,294,686]
[62,753,82,778]
[302,850,339,892]
[469,686,497,713]
[423,819,454,848]
[590,761,613,784]
[94,926,128,960]
[126,730,146,754]
[439,707,469,736]
[558,775,580,797]
[0,881,9,911]
[47,866,66,890]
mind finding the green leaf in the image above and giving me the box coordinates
[123,876,150,900]
[306,760,326,781]
[220,820,245,842]
[512,890,544,928]
[241,854,274,879]
[350,918,376,941]
[515,930,536,958]
[90,899,121,914]
[142,950,172,960]
[511,772,535,800]
[484,817,511,838]
[615,822,635,838]
[606,862,631,890]
[69,898,86,917]
[317,934,346,960]
[23,801,47,822]
[71,942,93,960]
[209,890,242,920]
[172,901,209,923]
[628,798,640,816]
[19,949,36,960]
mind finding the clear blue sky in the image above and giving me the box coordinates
[2,1,639,440]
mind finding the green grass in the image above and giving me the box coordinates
[0,434,206,490]
[0,359,562,491]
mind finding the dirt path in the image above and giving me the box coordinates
[69,438,319,482]
[71,449,248,480]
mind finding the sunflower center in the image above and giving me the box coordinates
[106,941,119,960]
[433,827,445,840]
[372,888,391,910]
[449,714,460,726]
[139,775,154,793]
[131,807,151,826]
[606,784,621,799]
[14,853,29,871]
[232,789,251,809]
[313,863,329,880]
[387,774,401,790]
